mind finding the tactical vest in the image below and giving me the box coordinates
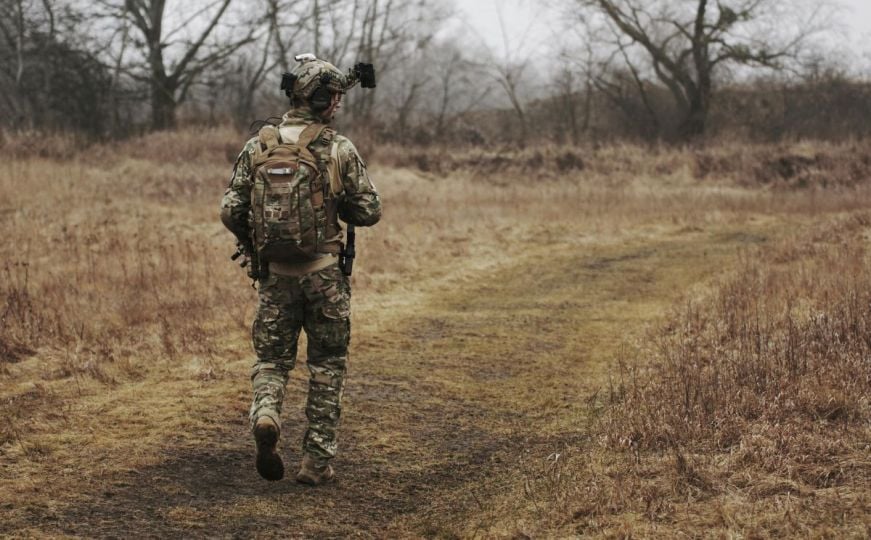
[250,123,344,263]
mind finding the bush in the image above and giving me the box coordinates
[602,216,871,486]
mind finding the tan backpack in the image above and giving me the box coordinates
[250,123,344,263]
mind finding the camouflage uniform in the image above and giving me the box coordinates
[221,108,381,463]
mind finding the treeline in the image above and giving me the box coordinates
[1,0,869,145]
[522,74,871,145]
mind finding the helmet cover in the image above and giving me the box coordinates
[290,56,347,100]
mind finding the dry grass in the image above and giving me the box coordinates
[605,215,871,456]
[2,128,871,537]
[585,216,871,537]
[470,217,871,538]
[376,138,871,191]
[0,130,248,373]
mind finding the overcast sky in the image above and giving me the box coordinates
[455,0,871,69]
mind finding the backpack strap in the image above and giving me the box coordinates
[253,125,280,165]
[296,123,327,164]
[310,127,343,198]
[298,124,343,197]
[327,139,343,197]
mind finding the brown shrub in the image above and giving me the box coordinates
[102,126,242,165]
[601,216,871,482]
[693,140,871,189]
[0,130,85,160]
[376,144,590,177]
[378,139,871,193]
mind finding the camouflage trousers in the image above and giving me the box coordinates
[249,262,350,461]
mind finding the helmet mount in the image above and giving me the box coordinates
[279,54,377,110]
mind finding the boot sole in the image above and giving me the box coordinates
[254,423,284,481]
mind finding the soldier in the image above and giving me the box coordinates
[220,55,381,484]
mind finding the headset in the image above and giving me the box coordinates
[309,73,335,111]
[279,56,376,112]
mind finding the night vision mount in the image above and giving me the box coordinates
[280,54,376,99]
[347,62,377,89]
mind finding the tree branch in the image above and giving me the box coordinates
[168,0,233,81]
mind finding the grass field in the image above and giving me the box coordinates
[1,129,869,537]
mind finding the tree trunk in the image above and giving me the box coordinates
[581,80,593,136]
[680,104,706,139]
[680,78,710,140]
[150,79,177,130]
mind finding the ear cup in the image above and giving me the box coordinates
[280,72,297,97]
[310,85,332,111]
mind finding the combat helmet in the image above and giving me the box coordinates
[281,54,348,111]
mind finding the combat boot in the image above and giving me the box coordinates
[295,454,334,486]
[253,416,284,481]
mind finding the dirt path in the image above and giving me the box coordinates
[2,223,776,538]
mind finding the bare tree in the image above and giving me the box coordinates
[430,46,491,139]
[489,56,532,144]
[260,0,450,133]
[479,2,540,145]
[590,33,663,139]
[394,71,428,139]
[374,1,451,121]
[99,0,255,130]
[546,17,607,143]
[0,0,115,133]
[432,49,463,136]
[225,37,273,125]
[574,0,828,138]
[0,0,57,128]
[264,0,313,71]
[551,66,582,143]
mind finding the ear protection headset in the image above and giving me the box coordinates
[280,71,335,112]
[280,72,297,97]
[309,73,335,112]
[280,55,375,112]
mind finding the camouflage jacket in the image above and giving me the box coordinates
[220,108,382,246]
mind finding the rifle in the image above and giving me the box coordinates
[231,240,268,284]
[340,224,356,277]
